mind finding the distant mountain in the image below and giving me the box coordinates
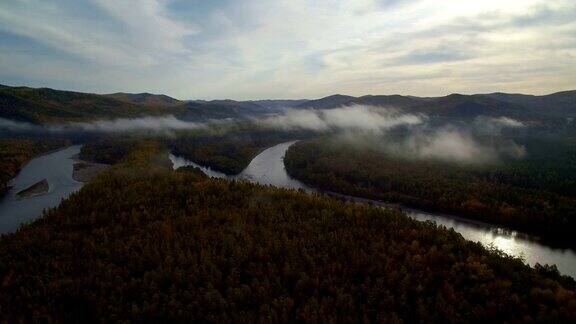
[249,99,309,109]
[107,93,181,107]
[296,91,576,122]
[296,94,356,109]
[487,91,576,118]
[182,100,271,120]
[404,94,530,119]
[353,95,424,109]
[183,99,283,121]
[1,84,574,125]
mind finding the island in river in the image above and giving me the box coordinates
[16,179,49,199]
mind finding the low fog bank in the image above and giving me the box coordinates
[0,105,529,165]
[385,127,526,164]
[257,105,424,132]
[0,115,204,136]
[258,105,528,165]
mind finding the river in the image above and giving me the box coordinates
[171,141,576,278]
[0,145,83,233]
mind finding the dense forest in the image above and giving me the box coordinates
[170,125,311,174]
[79,137,142,165]
[0,138,69,196]
[0,141,575,322]
[285,137,576,246]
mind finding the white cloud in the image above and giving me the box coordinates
[0,0,574,99]
[92,0,196,54]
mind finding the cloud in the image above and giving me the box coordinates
[0,0,574,99]
[258,105,424,131]
[92,0,196,54]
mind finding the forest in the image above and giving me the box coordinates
[0,138,69,196]
[0,140,576,322]
[285,136,576,246]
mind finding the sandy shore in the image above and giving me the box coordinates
[17,179,49,199]
[72,162,109,182]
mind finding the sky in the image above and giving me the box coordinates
[0,0,574,100]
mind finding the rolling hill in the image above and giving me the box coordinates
[0,85,187,124]
[297,91,576,122]
[2,84,575,125]
[107,92,182,107]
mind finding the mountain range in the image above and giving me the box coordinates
[1,84,575,125]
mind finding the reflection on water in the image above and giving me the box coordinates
[409,211,576,278]
[171,141,576,278]
[239,141,311,190]
[0,146,84,233]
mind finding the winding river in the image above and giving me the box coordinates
[1,142,575,278]
[171,141,576,278]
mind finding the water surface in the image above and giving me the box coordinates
[0,146,83,233]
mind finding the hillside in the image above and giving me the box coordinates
[487,91,576,118]
[0,85,284,125]
[0,141,575,322]
[0,85,187,124]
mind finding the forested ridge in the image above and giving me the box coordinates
[0,85,187,124]
[284,137,576,246]
[0,141,576,322]
[0,138,70,196]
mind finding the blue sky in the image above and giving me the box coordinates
[0,0,574,100]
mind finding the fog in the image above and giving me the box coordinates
[71,115,202,133]
[473,116,526,135]
[0,115,202,135]
[258,105,424,132]
[395,127,526,164]
[0,107,529,165]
